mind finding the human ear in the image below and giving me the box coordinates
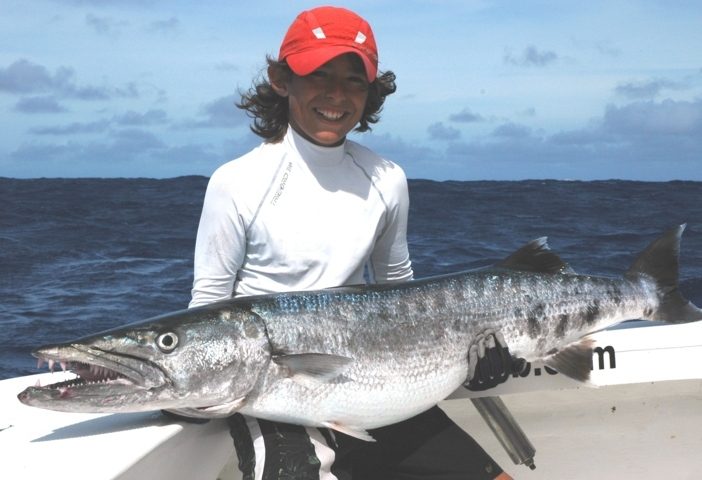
[268,65,289,97]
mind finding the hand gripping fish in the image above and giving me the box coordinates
[18,225,702,441]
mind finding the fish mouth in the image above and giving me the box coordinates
[35,358,135,393]
[18,344,167,406]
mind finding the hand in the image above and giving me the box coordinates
[464,330,527,391]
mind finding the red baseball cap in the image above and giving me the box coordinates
[278,6,379,82]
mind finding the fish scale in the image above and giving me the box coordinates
[233,269,658,432]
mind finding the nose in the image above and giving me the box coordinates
[323,77,346,101]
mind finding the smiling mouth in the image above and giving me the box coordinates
[315,108,347,121]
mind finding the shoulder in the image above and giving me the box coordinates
[207,141,286,193]
[212,141,284,180]
[346,140,409,195]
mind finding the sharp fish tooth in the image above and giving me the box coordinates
[37,359,45,369]
[34,378,42,387]
[48,359,55,372]
[60,361,68,372]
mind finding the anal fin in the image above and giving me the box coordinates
[543,337,595,382]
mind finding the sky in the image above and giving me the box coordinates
[1,0,701,181]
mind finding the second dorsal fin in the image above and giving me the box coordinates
[496,237,575,274]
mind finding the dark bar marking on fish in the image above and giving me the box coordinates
[606,285,623,306]
[526,303,545,339]
[583,299,601,326]
[555,314,569,338]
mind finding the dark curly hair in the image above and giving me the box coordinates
[237,56,397,143]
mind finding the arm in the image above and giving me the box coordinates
[189,172,246,308]
[368,165,413,283]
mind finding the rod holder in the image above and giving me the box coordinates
[471,396,536,470]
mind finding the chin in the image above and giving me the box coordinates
[312,132,346,146]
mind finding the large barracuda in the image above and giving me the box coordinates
[18,225,702,440]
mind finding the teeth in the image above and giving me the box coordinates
[48,360,55,372]
[37,359,45,369]
[35,378,42,387]
[316,109,344,120]
[60,362,68,372]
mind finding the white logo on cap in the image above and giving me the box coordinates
[355,31,367,44]
[312,27,326,39]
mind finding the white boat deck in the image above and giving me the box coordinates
[0,372,232,480]
[451,380,702,479]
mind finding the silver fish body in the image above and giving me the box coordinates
[231,269,659,435]
[18,225,702,440]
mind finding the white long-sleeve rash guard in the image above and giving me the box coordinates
[189,127,413,307]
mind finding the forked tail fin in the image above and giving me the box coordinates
[626,224,702,323]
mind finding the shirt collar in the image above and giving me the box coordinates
[285,126,346,167]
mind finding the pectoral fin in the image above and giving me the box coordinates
[165,397,247,419]
[273,353,353,386]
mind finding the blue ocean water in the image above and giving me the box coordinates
[1,177,701,380]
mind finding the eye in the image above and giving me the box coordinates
[156,332,179,353]
[309,68,329,77]
[346,76,369,91]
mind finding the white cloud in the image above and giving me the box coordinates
[428,122,461,141]
[114,109,169,126]
[615,79,688,99]
[14,96,68,114]
[504,46,558,67]
[0,59,139,100]
[146,17,180,35]
[603,99,702,136]
[85,14,128,36]
[30,120,110,135]
[492,122,532,139]
[449,108,484,124]
[177,95,248,129]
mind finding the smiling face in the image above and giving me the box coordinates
[271,53,370,147]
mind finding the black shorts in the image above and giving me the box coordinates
[228,406,509,480]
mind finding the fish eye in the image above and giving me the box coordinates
[156,332,179,353]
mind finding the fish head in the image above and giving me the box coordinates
[17,303,272,415]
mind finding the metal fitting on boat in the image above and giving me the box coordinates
[471,396,536,470]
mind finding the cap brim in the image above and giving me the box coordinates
[285,46,377,82]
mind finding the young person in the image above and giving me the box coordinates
[190,6,514,479]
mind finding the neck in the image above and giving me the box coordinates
[286,126,347,167]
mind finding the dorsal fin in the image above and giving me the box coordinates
[496,237,575,274]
